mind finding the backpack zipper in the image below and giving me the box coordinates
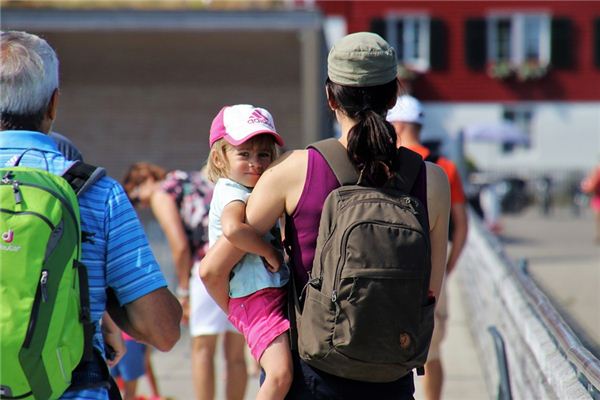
[40,270,49,302]
[331,220,428,304]
[12,180,23,204]
[0,209,56,231]
[22,270,48,349]
[1,179,80,256]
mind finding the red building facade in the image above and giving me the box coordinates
[315,1,600,102]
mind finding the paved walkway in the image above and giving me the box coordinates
[133,205,600,399]
[499,206,600,354]
[134,267,487,399]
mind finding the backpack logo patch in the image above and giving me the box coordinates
[2,228,14,243]
[0,228,20,252]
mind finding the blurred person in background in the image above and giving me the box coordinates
[388,94,468,400]
[123,163,247,400]
[581,163,600,244]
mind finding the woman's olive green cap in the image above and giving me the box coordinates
[327,32,397,87]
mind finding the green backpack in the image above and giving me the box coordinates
[0,158,103,400]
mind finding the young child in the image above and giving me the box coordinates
[205,104,292,400]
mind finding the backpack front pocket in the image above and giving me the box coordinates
[298,286,337,361]
[331,269,424,364]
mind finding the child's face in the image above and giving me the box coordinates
[225,139,274,188]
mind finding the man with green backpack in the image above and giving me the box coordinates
[0,31,182,400]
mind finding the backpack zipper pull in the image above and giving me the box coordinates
[13,181,22,204]
[40,270,49,302]
[2,171,14,183]
[331,290,337,303]
[404,197,417,214]
[299,276,321,301]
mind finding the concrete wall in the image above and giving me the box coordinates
[41,30,304,179]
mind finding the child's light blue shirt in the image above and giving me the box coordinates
[208,178,289,298]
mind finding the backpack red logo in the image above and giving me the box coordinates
[1,229,14,243]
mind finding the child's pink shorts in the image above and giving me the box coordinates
[228,287,290,361]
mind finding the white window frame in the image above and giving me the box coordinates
[487,12,551,67]
[384,13,430,72]
[502,105,533,151]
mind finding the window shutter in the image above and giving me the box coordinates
[594,18,600,68]
[396,20,404,60]
[370,18,386,40]
[465,18,487,70]
[551,18,573,69]
[430,18,447,70]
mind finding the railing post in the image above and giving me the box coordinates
[517,258,529,275]
[488,326,513,400]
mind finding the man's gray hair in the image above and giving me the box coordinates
[0,31,59,116]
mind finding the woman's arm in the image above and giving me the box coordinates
[150,190,193,321]
[151,191,192,290]
[447,202,468,274]
[425,162,451,302]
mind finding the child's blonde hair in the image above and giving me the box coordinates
[206,134,279,183]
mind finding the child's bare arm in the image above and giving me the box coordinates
[200,239,242,312]
[221,201,282,271]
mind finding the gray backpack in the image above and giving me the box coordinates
[293,139,435,382]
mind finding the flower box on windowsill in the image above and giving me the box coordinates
[487,61,514,80]
[488,61,549,82]
[516,62,548,82]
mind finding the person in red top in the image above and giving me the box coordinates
[388,94,469,400]
[581,163,600,243]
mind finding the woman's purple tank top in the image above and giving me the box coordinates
[285,149,339,287]
[285,146,428,288]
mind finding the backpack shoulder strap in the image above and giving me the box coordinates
[390,146,424,194]
[308,139,358,186]
[424,153,440,164]
[62,161,106,197]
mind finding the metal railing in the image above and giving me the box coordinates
[474,211,600,399]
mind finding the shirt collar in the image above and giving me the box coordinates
[0,130,61,154]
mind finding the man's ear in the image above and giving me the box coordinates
[46,89,59,121]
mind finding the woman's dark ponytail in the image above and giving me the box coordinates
[326,78,399,187]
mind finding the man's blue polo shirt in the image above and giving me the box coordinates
[0,131,167,400]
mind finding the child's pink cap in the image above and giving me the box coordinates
[209,104,284,148]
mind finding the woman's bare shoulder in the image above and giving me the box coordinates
[263,149,308,179]
[425,161,451,209]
